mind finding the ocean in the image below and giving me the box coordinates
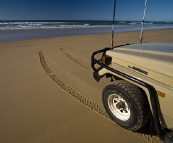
[0,20,173,42]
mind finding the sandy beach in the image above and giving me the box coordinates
[0,29,173,143]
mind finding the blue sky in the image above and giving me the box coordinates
[0,0,173,21]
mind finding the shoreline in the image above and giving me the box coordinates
[1,26,173,42]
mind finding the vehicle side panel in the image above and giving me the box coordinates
[98,63,173,129]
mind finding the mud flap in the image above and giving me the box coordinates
[150,116,157,136]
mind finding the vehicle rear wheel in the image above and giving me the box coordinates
[102,80,151,131]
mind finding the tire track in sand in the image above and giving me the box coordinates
[58,48,102,101]
[38,51,109,118]
[25,51,109,143]
[45,57,102,99]
[44,53,101,98]
[60,48,92,71]
[58,48,103,97]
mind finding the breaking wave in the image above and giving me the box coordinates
[0,20,172,31]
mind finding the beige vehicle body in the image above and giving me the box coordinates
[91,42,173,142]
[91,1,173,142]
[100,43,173,129]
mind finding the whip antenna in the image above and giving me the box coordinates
[111,0,116,49]
[140,0,148,43]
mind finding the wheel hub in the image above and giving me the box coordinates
[115,100,125,109]
[108,94,130,121]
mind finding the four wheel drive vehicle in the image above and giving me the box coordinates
[91,0,173,142]
[91,43,173,142]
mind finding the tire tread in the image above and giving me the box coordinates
[103,80,151,131]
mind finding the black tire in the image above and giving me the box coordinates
[102,80,151,131]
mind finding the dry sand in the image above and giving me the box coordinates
[0,29,173,143]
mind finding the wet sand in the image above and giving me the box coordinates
[0,29,173,143]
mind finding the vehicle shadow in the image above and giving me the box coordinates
[137,117,157,136]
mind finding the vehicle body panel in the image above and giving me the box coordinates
[106,43,173,88]
[94,43,173,129]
